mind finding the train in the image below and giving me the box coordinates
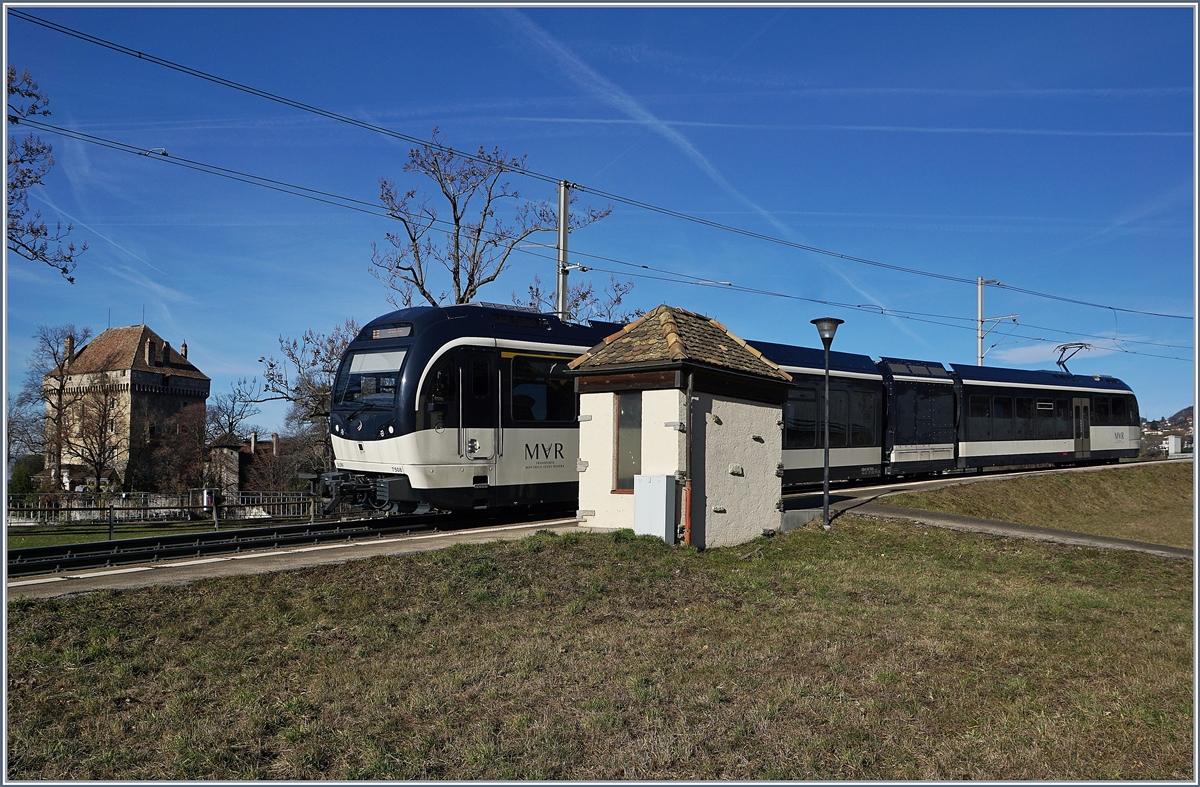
[319,303,1141,514]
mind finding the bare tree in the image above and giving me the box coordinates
[66,384,126,494]
[513,273,641,324]
[22,323,92,489]
[7,66,86,283]
[369,128,611,308]
[256,319,359,472]
[244,439,304,492]
[258,318,359,423]
[206,377,263,442]
[151,403,210,492]
[6,391,43,468]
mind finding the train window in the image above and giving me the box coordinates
[1015,398,1033,440]
[784,388,817,449]
[471,359,490,398]
[993,396,1014,440]
[1055,399,1071,438]
[1035,400,1055,439]
[419,357,458,431]
[511,357,575,422]
[969,395,992,441]
[1093,395,1110,425]
[1129,397,1139,425]
[335,349,408,406]
[615,392,642,491]
[828,390,849,448]
[850,391,877,447]
[1111,395,1128,426]
[895,387,918,444]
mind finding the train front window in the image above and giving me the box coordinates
[334,349,408,406]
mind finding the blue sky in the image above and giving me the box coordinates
[4,5,1195,429]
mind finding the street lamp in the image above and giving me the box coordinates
[811,317,844,531]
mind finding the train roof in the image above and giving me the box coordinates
[949,363,1134,392]
[877,357,952,380]
[745,339,881,377]
[356,303,621,346]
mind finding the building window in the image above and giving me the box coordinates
[614,392,642,491]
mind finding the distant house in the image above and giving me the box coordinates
[43,325,211,490]
[207,430,284,492]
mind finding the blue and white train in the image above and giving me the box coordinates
[320,304,1141,513]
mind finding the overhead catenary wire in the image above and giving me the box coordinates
[21,117,1192,365]
[8,8,1192,322]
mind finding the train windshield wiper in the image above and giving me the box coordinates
[340,401,379,424]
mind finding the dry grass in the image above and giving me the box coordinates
[7,518,1192,780]
[884,462,1194,549]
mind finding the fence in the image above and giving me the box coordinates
[6,490,323,528]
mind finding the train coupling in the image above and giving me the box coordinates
[319,471,418,515]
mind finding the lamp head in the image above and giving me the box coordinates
[811,317,844,348]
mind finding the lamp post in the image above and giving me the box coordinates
[811,317,844,531]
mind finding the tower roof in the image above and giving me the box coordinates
[52,325,209,380]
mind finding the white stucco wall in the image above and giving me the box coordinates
[577,386,782,549]
[691,393,783,549]
[576,391,632,529]
[640,388,687,476]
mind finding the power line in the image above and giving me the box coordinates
[9,8,1193,322]
[24,118,1192,365]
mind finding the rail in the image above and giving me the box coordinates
[6,504,574,578]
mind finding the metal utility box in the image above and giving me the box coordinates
[633,474,676,544]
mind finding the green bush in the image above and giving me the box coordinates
[8,455,44,494]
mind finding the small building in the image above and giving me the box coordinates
[569,305,792,549]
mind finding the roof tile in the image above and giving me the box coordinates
[56,325,210,381]
[569,305,791,381]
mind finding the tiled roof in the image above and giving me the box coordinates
[569,305,791,381]
[55,325,210,381]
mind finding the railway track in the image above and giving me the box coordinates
[6,505,573,578]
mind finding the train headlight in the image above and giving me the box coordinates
[388,425,394,434]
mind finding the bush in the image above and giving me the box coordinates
[8,454,44,494]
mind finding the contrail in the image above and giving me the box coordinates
[503,11,926,344]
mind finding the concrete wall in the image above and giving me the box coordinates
[690,393,783,549]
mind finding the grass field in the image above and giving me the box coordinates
[883,461,1194,549]
[7,517,1192,780]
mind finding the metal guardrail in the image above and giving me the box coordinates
[6,503,575,578]
[6,490,328,527]
[6,515,447,577]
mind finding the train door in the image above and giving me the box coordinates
[458,351,498,462]
[1072,397,1091,458]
